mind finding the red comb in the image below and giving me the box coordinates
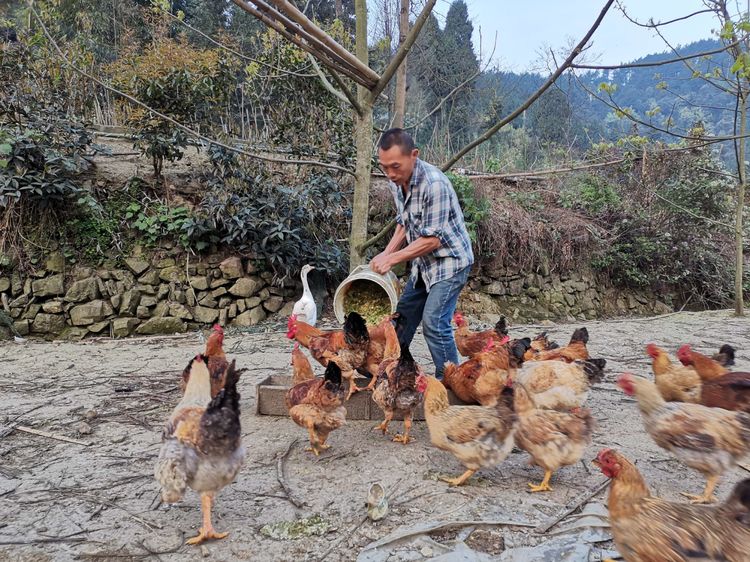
[213,324,223,333]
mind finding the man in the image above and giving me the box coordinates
[370,128,473,379]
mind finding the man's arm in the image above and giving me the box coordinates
[383,224,407,255]
[371,235,440,274]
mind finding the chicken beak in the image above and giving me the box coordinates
[591,458,601,468]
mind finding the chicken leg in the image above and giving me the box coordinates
[527,469,553,493]
[304,426,323,456]
[681,474,719,504]
[374,411,394,435]
[392,414,414,444]
[186,493,228,545]
[345,372,362,401]
[439,469,476,487]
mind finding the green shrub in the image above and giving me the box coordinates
[446,172,490,243]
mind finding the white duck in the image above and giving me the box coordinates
[292,264,317,326]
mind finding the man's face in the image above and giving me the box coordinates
[378,146,419,188]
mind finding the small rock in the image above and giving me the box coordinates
[84,409,97,421]
[420,546,433,557]
[201,546,210,558]
[74,421,92,435]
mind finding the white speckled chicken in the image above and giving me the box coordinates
[155,355,245,545]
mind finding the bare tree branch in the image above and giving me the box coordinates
[614,3,715,28]
[306,53,360,112]
[368,0,437,101]
[441,0,617,172]
[28,4,354,175]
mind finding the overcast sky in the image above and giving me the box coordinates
[427,0,734,72]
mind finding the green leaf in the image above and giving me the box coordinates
[0,143,11,155]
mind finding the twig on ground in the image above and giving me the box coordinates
[276,439,305,508]
[14,426,91,446]
[535,477,610,534]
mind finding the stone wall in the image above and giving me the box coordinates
[0,252,296,340]
[1,250,677,340]
[459,267,673,323]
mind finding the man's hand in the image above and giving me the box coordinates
[370,253,394,275]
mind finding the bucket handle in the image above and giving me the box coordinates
[350,264,372,275]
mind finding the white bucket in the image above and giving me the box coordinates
[333,265,401,324]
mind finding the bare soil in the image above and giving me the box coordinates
[0,310,748,561]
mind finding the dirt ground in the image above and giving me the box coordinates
[0,310,748,562]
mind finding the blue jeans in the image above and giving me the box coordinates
[396,266,470,379]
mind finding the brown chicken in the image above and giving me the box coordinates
[514,382,594,492]
[287,315,344,360]
[453,312,510,358]
[676,344,730,379]
[442,338,525,406]
[286,361,347,456]
[677,345,750,413]
[618,373,750,503]
[372,345,425,444]
[526,327,590,363]
[418,373,516,486]
[594,448,750,562]
[291,342,315,385]
[523,331,559,361]
[181,324,230,398]
[155,355,245,545]
[514,358,605,411]
[646,343,701,403]
[713,344,736,367]
[359,313,406,391]
[309,312,370,400]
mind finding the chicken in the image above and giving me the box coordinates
[526,327,590,363]
[676,344,730,380]
[358,313,406,390]
[181,324,230,398]
[442,338,522,406]
[372,345,425,444]
[292,264,317,326]
[713,344,736,367]
[677,345,750,413]
[291,342,315,385]
[155,355,245,545]
[513,382,594,492]
[286,361,347,456]
[617,373,750,503]
[646,343,701,403]
[523,331,559,361]
[287,314,343,355]
[311,312,370,400]
[453,312,510,358]
[594,448,750,562]
[514,358,605,411]
[418,373,516,486]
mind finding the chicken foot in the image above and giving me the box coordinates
[345,371,364,401]
[527,469,553,493]
[439,469,476,487]
[304,427,329,456]
[374,411,394,435]
[680,474,719,504]
[392,415,414,444]
[186,493,228,545]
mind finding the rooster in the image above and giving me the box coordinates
[372,345,425,444]
[618,373,750,504]
[594,448,750,562]
[453,312,510,358]
[286,361,347,456]
[155,356,245,545]
[181,324,230,398]
[678,344,750,413]
[311,312,370,400]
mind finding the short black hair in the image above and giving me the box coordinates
[378,128,415,154]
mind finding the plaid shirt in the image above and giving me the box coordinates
[388,159,474,290]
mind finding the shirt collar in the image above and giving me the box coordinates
[403,159,423,204]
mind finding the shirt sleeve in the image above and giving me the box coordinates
[419,181,450,239]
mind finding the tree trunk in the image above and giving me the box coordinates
[735,91,747,316]
[349,0,372,270]
[335,0,342,18]
[392,0,409,128]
